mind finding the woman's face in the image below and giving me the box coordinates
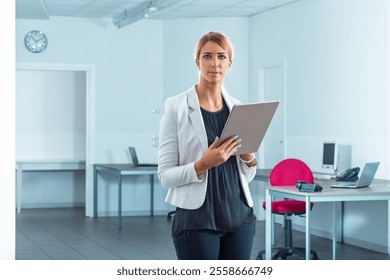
[196,41,232,84]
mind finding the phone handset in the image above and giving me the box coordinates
[336,167,360,182]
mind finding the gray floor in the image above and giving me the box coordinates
[16,207,390,260]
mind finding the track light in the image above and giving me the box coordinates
[144,6,158,18]
[112,2,149,28]
[112,0,182,29]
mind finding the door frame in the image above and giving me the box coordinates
[16,63,96,217]
[257,59,287,168]
[257,60,287,223]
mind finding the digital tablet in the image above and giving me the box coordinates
[219,101,279,155]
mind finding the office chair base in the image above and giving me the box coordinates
[257,247,319,260]
[256,247,285,260]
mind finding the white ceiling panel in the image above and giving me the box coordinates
[16,0,301,27]
[16,0,49,20]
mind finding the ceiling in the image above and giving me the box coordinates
[16,0,300,27]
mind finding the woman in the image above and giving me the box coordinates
[158,31,258,260]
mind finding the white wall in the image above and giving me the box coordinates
[249,0,389,252]
[250,0,389,175]
[16,70,86,160]
[16,17,167,214]
[17,17,165,162]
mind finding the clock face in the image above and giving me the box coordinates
[24,30,48,53]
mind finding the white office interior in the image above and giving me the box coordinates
[1,0,390,259]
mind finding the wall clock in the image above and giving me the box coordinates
[24,30,48,53]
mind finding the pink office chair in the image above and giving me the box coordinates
[257,158,319,260]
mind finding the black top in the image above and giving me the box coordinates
[172,101,255,236]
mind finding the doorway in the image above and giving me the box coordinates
[256,62,286,222]
[258,62,286,168]
[15,63,95,217]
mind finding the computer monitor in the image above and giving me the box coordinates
[322,141,338,171]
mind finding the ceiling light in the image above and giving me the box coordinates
[144,6,158,18]
[112,0,182,29]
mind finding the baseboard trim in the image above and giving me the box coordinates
[293,224,388,254]
[96,210,169,217]
[20,202,85,209]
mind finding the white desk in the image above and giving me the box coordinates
[265,179,390,260]
[93,164,157,229]
[15,159,86,213]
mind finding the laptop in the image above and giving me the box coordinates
[128,147,157,167]
[330,162,380,188]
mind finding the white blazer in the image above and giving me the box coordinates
[158,85,256,210]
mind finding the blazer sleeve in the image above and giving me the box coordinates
[157,98,203,189]
[238,156,257,183]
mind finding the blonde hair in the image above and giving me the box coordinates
[194,31,234,62]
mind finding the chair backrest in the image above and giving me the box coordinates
[269,158,314,186]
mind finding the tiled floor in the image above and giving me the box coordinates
[16,207,390,260]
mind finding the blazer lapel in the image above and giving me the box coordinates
[187,87,208,152]
[187,86,237,153]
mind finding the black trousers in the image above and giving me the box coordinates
[172,221,256,260]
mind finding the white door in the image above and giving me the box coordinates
[259,64,286,169]
[255,63,286,221]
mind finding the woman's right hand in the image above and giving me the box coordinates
[194,135,241,177]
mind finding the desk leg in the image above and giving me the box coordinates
[332,202,337,260]
[16,169,22,213]
[93,166,98,218]
[118,171,122,229]
[337,201,344,243]
[305,196,311,260]
[271,212,275,246]
[150,175,154,216]
[265,189,272,260]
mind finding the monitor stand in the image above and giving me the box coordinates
[313,168,337,180]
